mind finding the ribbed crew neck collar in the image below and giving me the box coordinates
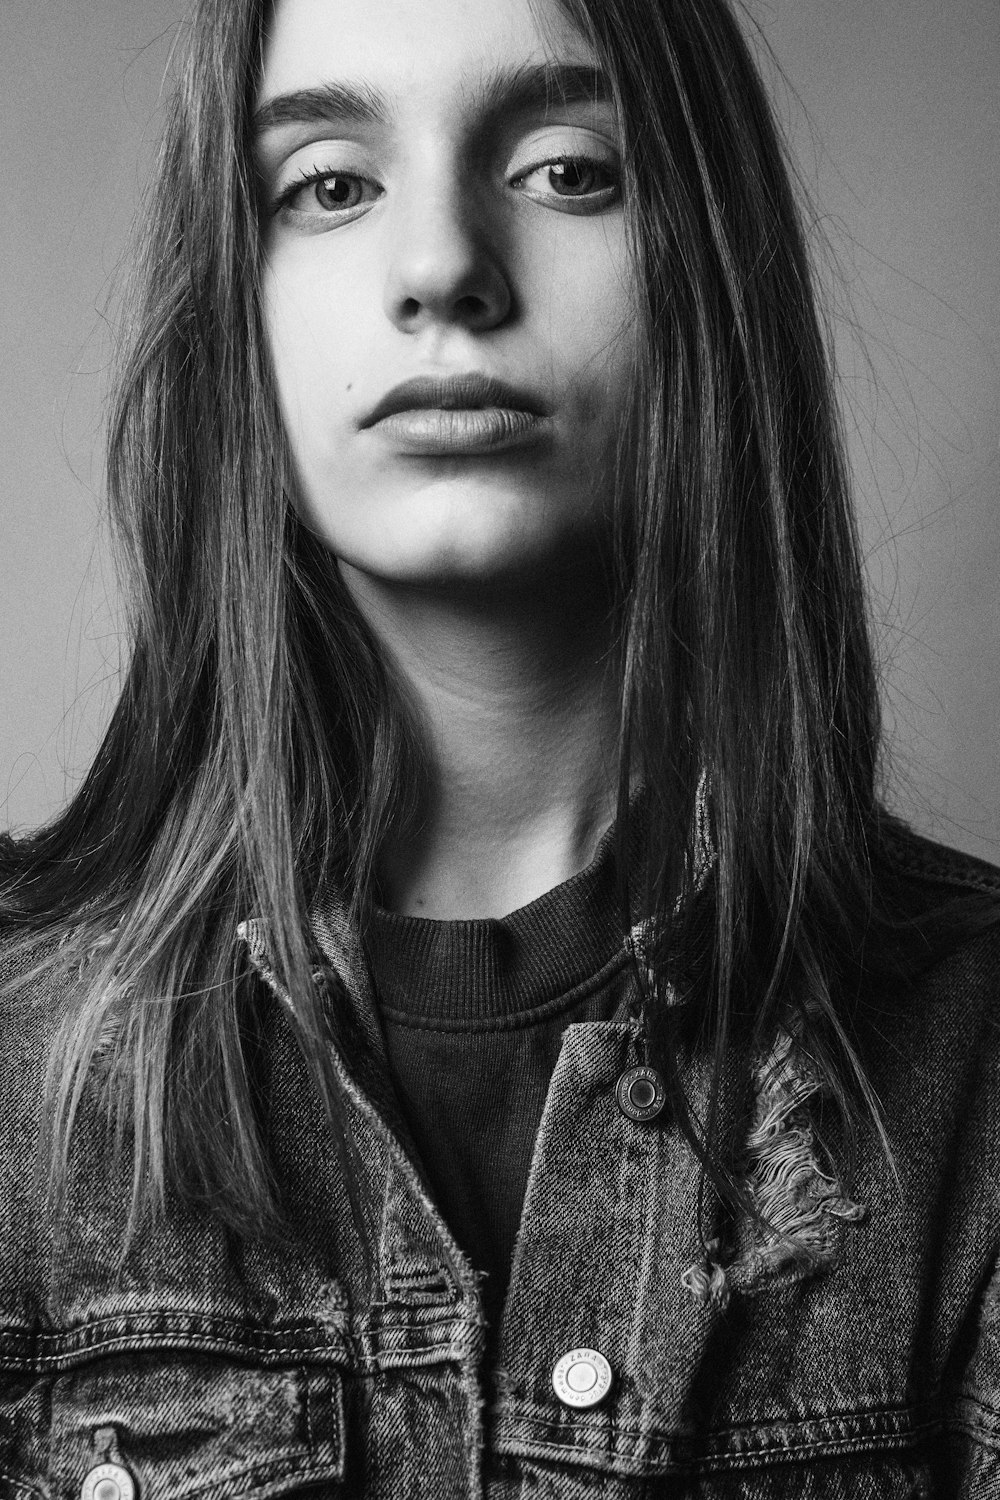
[362,814,638,1029]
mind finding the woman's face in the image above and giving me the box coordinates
[256,0,635,594]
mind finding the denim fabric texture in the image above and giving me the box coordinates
[1,825,999,1498]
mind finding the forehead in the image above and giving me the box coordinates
[258,0,595,105]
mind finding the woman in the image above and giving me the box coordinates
[1,0,998,1493]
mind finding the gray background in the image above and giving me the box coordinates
[2,0,998,860]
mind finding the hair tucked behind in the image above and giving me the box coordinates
[0,0,912,1244]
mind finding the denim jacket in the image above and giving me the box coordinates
[1,824,999,1499]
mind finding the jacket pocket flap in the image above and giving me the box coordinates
[48,1352,346,1499]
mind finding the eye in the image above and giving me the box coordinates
[276,169,379,220]
[512,156,620,208]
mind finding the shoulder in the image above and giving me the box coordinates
[0,924,73,1179]
[871,819,1000,982]
[879,816,1000,903]
[860,820,1000,1135]
[857,833,1000,1402]
[864,822,1000,1171]
[0,921,69,1057]
[0,925,73,1316]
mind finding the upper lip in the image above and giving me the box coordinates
[359,373,549,429]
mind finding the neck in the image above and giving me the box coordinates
[342,563,621,918]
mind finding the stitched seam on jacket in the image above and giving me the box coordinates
[885,831,1000,896]
[0,1477,46,1500]
[1,1330,470,1374]
[500,1412,943,1471]
[5,1310,350,1345]
[1,1335,352,1372]
[507,1402,939,1446]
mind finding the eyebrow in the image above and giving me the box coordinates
[252,62,609,137]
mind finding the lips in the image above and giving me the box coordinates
[357,372,551,456]
[359,372,549,428]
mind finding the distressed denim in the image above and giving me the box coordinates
[1,827,999,1498]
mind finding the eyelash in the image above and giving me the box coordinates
[272,153,620,219]
[512,154,620,202]
[275,165,375,217]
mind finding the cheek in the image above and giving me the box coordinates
[264,275,323,449]
[525,223,636,414]
[262,254,370,454]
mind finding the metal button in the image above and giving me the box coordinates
[551,1348,614,1408]
[81,1462,136,1500]
[615,1064,666,1122]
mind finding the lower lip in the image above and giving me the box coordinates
[366,406,547,456]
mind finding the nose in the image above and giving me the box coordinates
[382,176,513,335]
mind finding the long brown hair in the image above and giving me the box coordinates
[2,0,899,1247]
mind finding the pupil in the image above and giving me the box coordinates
[552,161,592,195]
[316,177,353,210]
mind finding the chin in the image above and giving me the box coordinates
[310,479,608,596]
[357,500,566,589]
[390,540,549,592]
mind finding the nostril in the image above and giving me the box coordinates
[386,263,513,333]
[456,293,489,320]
